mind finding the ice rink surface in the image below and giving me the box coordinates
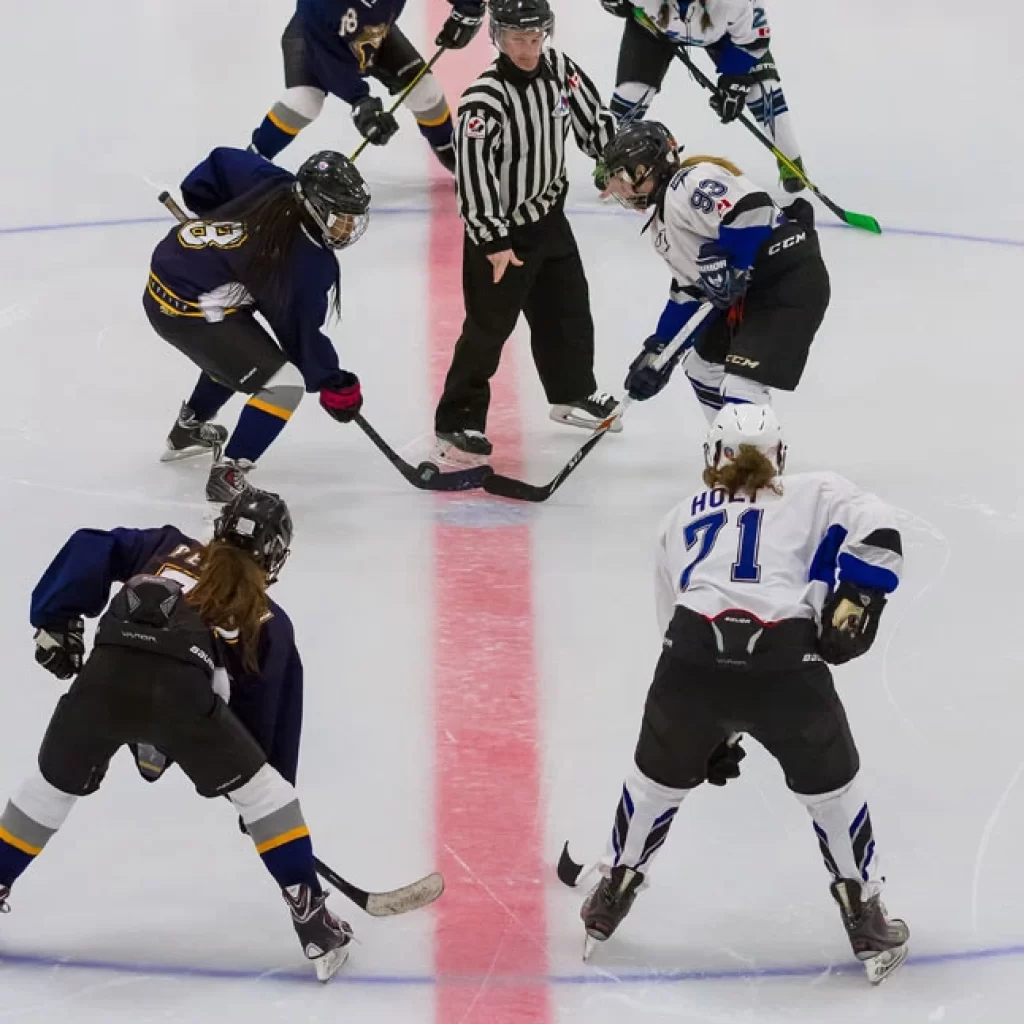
[1,1,1023,1021]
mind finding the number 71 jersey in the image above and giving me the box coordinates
[654,471,903,635]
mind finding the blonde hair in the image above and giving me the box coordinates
[680,154,744,177]
[702,445,781,500]
[186,540,269,671]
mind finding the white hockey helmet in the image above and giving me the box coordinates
[704,404,786,473]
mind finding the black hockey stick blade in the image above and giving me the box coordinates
[557,842,587,887]
[355,414,491,492]
[314,856,445,917]
[483,423,612,502]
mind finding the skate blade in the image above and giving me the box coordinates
[160,444,222,463]
[314,945,351,983]
[549,409,624,434]
[582,929,607,962]
[862,942,908,985]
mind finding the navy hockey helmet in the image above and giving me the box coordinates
[489,0,554,40]
[295,151,371,251]
[599,121,682,209]
[214,489,293,583]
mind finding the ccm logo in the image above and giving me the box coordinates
[726,354,760,368]
[768,231,806,255]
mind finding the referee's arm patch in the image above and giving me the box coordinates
[465,114,488,139]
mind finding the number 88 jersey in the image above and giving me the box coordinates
[654,471,903,636]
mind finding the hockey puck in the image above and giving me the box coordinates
[416,461,439,483]
[557,841,586,887]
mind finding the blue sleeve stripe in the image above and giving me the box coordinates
[808,524,847,588]
[710,41,759,76]
[655,297,702,341]
[837,553,900,593]
[718,223,774,272]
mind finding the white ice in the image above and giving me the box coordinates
[1,0,1023,1021]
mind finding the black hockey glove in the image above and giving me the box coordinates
[706,736,746,786]
[817,580,888,665]
[436,3,485,49]
[709,74,753,123]
[34,618,85,680]
[599,0,633,17]
[625,335,681,401]
[352,96,399,146]
[696,241,749,311]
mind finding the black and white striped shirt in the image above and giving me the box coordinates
[456,49,615,251]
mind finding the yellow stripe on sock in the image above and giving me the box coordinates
[0,825,42,857]
[246,396,293,421]
[266,109,302,135]
[416,106,451,128]
[256,826,310,854]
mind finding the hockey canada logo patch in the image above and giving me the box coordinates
[568,71,580,90]
[465,115,487,139]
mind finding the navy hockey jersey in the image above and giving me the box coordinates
[148,147,346,392]
[31,525,304,784]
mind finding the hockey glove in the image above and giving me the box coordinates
[706,736,746,786]
[352,96,399,146]
[34,618,85,680]
[436,3,485,49]
[320,371,363,423]
[709,74,753,123]
[696,241,749,311]
[625,335,680,401]
[817,580,888,665]
[600,0,633,17]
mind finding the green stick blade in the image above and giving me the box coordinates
[843,210,882,234]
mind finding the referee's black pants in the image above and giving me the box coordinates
[434,208,597,434]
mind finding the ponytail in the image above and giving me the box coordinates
[702,445,781,500]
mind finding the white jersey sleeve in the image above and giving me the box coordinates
[654,472,902,634]
[634,0,766,55]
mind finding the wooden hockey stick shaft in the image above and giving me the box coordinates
[630,8,881,234]
[349,46,447,162]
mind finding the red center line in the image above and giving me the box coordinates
[426,12,552,1024]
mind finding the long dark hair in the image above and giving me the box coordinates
[186,539,269,671]
[212,183,342,320]
[702,445,782,501]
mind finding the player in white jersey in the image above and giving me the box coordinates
[601,0,804,190]
[578,406,910,985]
[598,120,830,417]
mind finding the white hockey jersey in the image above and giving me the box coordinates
[634,0,771,63]
[655,471,902,636]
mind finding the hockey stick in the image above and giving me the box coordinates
[556,735,744,887]
[631,9,880,235]
[350,46,447,162]
[483,303,716,502]
[314,856,445,917]
[156,194,489,493]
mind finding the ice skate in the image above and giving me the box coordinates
[430,430,493,472]
[550,391,623,433]
[161,403,228,462]
[778,155,807,194]
[206,457,255,503]
[580,865,644,959]
[283,884,354,983]
[831,878,909,984]
[0,884,10,914]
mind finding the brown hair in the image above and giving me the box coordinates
[186,540,269,670]
[681,154,744,177]
[657,1,712,33]
[702,445,781,500]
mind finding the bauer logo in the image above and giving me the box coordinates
[465,116,486,139]
[190,645,215,670]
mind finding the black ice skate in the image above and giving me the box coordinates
[580,865,644,959]
[283,883,354,983]
[830,878,909,985]
[0,884,10,914]
[431,429,493,472]
[161,403,228,463]
[550,392,623,433]
[206,457,255,503]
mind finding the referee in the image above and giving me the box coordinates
[431,0,618,468]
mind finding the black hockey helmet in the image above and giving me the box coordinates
[599,121,682,210]
[295,151,371,251]
[489,0,554,39]
[214,489,293,584]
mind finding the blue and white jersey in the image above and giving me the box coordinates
[635,0,771,75]
[655,471,903,635]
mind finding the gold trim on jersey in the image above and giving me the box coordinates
[350,22,388,73]
[147,272,242,319]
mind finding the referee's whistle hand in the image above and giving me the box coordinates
[487,249,523,283]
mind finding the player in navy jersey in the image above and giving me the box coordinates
[145,147,369,501]
[249,0,485,172]
[577,406,910,985]
[598,121,829,419]
[1,492,352,981]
